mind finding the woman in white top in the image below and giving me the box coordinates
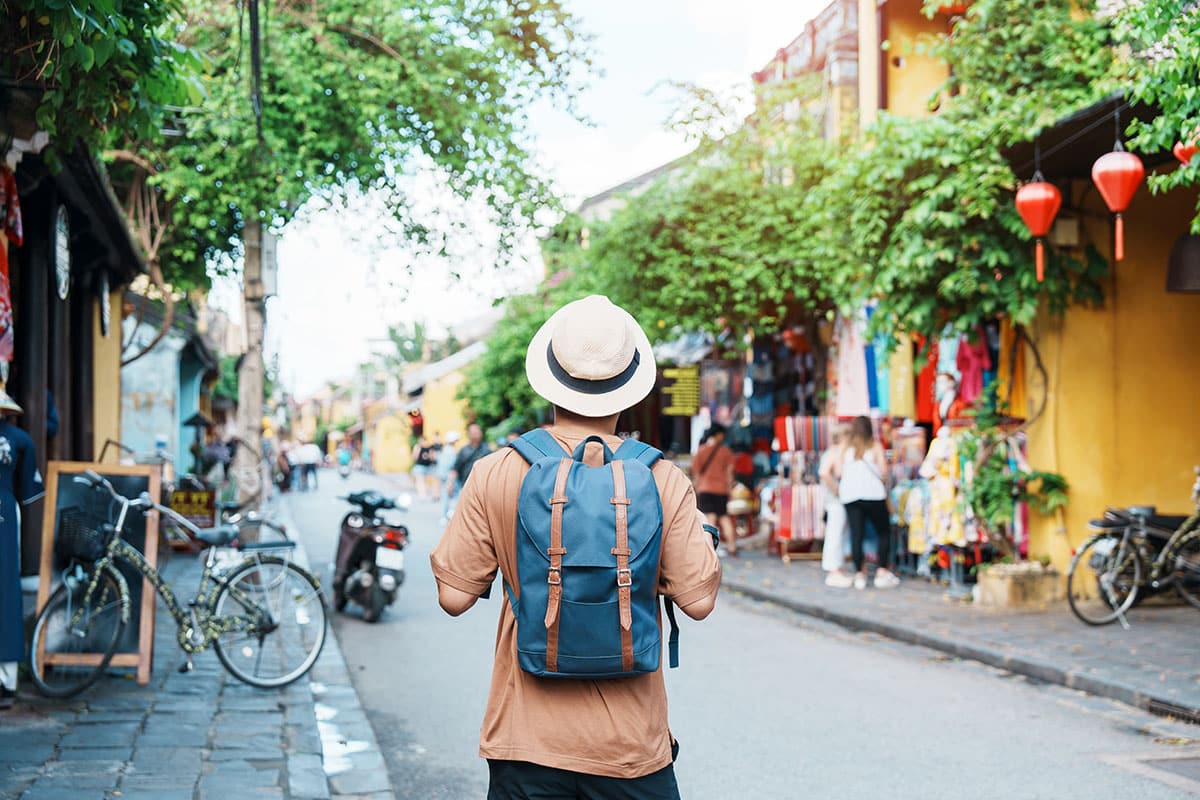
[818,424,851,587]
[837,416,900,590]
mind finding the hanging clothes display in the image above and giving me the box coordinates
[919,430,966,546]
[834,316,870,417]
[775,483,824,542]
[888,337,916,419]
[773,416,834,452]
[0,168,22,371]
[996,319,1029,417]
[956,330,992,406]
[914,336,939,424]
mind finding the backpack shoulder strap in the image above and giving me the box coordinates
[509,429,567,464]
[613,438,663,469]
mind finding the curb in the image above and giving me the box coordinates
[722,575,1199,721]
[273,497,396,800]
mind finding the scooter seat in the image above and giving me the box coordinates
[1149,514,1189,532]
[195,524,239,547]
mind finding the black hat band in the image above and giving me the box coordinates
[546,342,640,395]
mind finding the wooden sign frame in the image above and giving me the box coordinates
[36,461,161,685]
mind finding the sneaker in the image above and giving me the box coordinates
[825,571,854,588]
[0,687,14,710]
[874,570,901,589]
[853,573,867,590]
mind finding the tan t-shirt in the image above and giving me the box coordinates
[429,424,721,778]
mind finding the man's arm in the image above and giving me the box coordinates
[438,584,480,616]
[430,464,499,616]
[677,587,717,620]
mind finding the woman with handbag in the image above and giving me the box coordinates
[838,416,899,589]
[692,424,737,556]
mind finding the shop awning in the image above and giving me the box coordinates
[1001,94,1173,181]
[652,331,713,366]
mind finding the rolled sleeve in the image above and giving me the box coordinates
[657,470,722,606]
[430,468,498,598]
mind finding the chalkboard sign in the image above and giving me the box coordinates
[36,462,161,685]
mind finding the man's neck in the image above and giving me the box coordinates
[552,407,619,436]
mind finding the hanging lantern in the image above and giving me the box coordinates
[1015,179,1062,282]
[1174,139,1198,165]
[937,3,969,13]
[1091,150,1144,261]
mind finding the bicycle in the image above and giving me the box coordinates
[1067,466,1200,628]
[29,470,327,697]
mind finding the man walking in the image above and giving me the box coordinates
[431,294,720,799]
[445,422,491,519]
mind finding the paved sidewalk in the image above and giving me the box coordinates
[1,536,390,799]
[721,550,1200,721]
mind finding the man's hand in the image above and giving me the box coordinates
[437,583,479,616]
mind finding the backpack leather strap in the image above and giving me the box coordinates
[610,460,634,672]
[544,458,572,673]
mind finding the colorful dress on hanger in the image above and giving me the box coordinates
[955,331,992,406]
[919,433,965,547]
[996,320,1028,417]
[834,316,870,417]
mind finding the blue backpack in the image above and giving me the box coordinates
[505,429,681,679]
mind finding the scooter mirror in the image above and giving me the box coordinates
[395,493,413,512]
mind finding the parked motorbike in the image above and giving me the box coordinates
[333,490,412,622]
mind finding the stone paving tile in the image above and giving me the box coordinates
[3,505,393,800]
[57,746,133,762]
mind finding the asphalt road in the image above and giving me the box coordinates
[284,469,1198,800]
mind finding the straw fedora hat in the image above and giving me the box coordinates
[525,295,657,418]
[0,389,22,415]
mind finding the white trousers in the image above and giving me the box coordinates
[822,498,848,572]
[0,661,16,691]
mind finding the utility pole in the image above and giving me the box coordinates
[235,221,266,507]
[234,0,268,510]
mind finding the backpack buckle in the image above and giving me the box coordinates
[616,568,632,588]
[547,568,562,586]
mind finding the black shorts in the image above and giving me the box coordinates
[696,492,728,516]
[487,758,680,800]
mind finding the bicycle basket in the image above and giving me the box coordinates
[54,507,113,562]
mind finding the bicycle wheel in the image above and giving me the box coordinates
[212,556,327,688]
[1067,534,1142,625]
[1171,531,1200,611]
[29,568,126,697]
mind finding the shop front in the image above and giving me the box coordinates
[4,139,144,576]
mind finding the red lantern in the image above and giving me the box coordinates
[1174,140,1198,165]
[937,3,969,13]
[1091,150,1144,261]
[1015,180,1062,282]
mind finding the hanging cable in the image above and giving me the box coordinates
[248,0,264,141]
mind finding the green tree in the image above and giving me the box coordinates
[102,0,592,290]
[1113,1,1200,229]
[1,0,201,168]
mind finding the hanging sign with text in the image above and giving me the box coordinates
[660,366,701,416]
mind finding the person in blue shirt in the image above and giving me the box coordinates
[0,390,45,708]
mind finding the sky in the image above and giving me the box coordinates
[243,0,831,397]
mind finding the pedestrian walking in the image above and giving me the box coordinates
[435,430,459,517]
[0,391,44,709]
[837,415,900,590]
[445,422,491,519]
[430,294,720,799]
[692,423,737,556]
[411,435,437,499]
[819,423,853,587]
[298,441,322,491]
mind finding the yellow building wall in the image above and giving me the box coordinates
[1025,181,1200,573]
[420,371,472,444]
[883,2,950,119]
[370,414,410,474]
[93,290,123,460]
